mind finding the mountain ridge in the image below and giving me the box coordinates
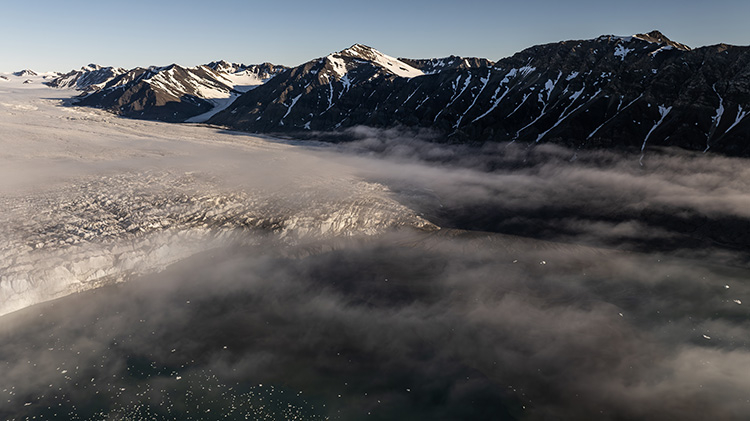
[51,61,289,122]
[47,32,750,156]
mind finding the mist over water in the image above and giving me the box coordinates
[2,113,750,419]
[333,127,750,259]
[2,232,750,420]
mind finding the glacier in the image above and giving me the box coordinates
[0,74,434,316]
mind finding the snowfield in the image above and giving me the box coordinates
[0,74,433,316]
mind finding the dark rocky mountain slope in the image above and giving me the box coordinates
[209,32,750,156]
[65,31,750,156]
[206,44,492,133]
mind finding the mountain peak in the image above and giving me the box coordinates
[13,69,37,77]
[338,44,383,61]
[634,30,691,50]
[347,43,375,51]
[82,64,103,71]
[332,44,424,78]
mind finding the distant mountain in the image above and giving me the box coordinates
[48,62,288,122]
[399,56,495,74]
[66,31,750,156]
[13,69,37,77]
[204,60,285,85]
[45,64,127,91]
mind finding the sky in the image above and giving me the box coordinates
[1,0,749,72]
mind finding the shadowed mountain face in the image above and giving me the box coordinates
[208,32,750,156]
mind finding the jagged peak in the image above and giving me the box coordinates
[206,60,236,72]
[81,64,103,71]
[205,61,285,77]
[13,69,37,77]
[340,43,378,57]
[146,64,183,73]
[335,44,386,63]
[327,44,424,78]
[634,30,691,51]
[595,31,690,51]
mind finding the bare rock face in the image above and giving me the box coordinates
[399,56,495,74]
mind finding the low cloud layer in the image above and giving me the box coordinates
[329,127,750,259]
[2,230,750,420]
[3,122,750,419]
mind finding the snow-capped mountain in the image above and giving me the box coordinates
[45,64,127,91]
[13,69,38,77]
[334,43,426,78]
[45,62,287,122]
[206,44,493,132]
[205,60,285,86]
[206,31,750,156]
[65,31,750,156]
[399,56,495,74]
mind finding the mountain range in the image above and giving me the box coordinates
[45,31,750,156]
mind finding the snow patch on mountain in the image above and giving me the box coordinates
[185,93,242,123]
[339,44,424,78]
[614,44,634,60]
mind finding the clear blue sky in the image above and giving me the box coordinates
[1,0,749,73]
